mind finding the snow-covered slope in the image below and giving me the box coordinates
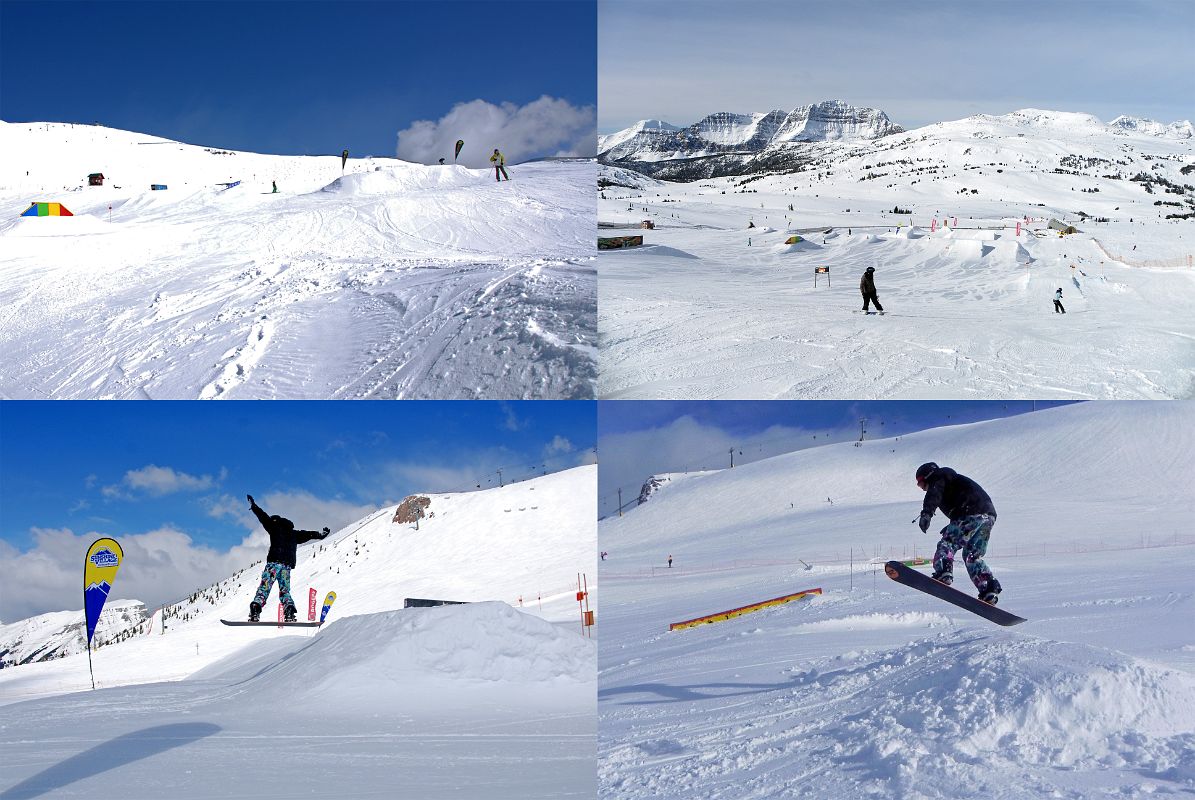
[0,122,597,399]
[598,402,1195,799]
[0,465,597,798]
[598,107,1195,399]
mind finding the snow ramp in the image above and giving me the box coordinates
[206,603,594,714]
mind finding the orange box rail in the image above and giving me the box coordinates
[669,587,822,631]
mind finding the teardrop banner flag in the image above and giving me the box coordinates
[83,537,123,689]
[320,591,337,624]
[454,139,464,161]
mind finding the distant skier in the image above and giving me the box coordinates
[271,180,278,194]
[914,463,1002,604]
[1053,288,1066,314]
[860,266,884,313]
[667,554,673,568]
[245,495,330,621]
[490,149,510,181]
[438,158,445,165]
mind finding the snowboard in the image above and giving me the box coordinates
[883,560,1026,626]
[852,310,885,315]
[220,619,322,627]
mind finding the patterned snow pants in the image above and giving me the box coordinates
[933,513,997,591]
[253,562,295,609]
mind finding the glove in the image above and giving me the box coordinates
[321,527,331,538]
[247,494,256,507]
[918,511,932,533]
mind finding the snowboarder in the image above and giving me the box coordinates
[860,266,883,312]
[914,463,1002,604]
[600,551,607,561]
[245,495,330,621]
[438,158,445,165]
[490,149,510,181]
[667,554,673,568]
[271,180,278,194]
[1053,288,1066,313]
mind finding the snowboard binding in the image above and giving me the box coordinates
[248,601,262,622]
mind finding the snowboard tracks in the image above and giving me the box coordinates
[199,317,275,398]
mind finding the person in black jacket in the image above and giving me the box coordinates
[860,267,883,312]
[915,463,1002,604]
[246,494,329,621]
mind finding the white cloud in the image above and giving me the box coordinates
[545,435,575,456]
[103,464,218,498]
[0,526,255,622]
[396,96,596,168]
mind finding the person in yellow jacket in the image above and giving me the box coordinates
[490,148,510,182]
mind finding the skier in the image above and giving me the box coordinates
[271,180,278,194]
[245,494,330,621]
[667,554,673,568]
[914,463,1002,604]
[860,266,883,313]
[490,148,510,181]
[1053,288,1066,314]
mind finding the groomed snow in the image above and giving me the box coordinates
[0,122,597,399]
[598,402,1195,799]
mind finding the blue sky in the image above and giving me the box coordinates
[599,0,1195,133]
[1,0,597,162]
[0,400,595,619]
[597,401,1080,517]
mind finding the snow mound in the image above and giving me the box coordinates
[812,634,1195,780]
[319,164,484,195]
[209,602,592,704]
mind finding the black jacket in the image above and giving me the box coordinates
[860,271,877,295]
[251,504,325,568]
[920,466,996,522]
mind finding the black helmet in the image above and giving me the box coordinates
[865,266,875,273]
[270,514,295,531]
[915,462,938,483]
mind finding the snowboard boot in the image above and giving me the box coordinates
[283,605,298,623]
[978,578,1002,605]
[930,571,953,587]
[248,601,262,622]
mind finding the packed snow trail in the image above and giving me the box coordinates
[0,123,596,399]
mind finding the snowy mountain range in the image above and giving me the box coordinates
[600,104,1194,182]
[598,100,902,176]
[0,600,148,668]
